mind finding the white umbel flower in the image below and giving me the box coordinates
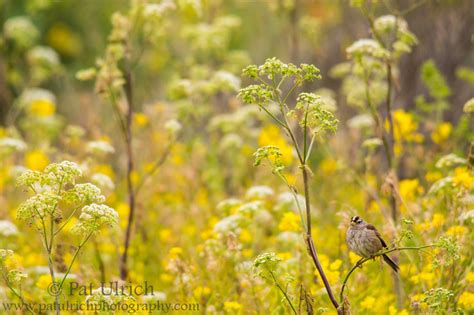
[0,221,19,237]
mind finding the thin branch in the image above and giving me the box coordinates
[0,270,35,314]
[270,271,298,315]
[134,141,174,196]
[339,245,437,305]
[58,231,94,290]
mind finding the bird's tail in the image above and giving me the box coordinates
[382,254,399,273]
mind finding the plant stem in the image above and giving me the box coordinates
[58,232,94,290]
[273,79,341,313]
[1,269,35,314]
[302,166,342,314]
[120,65,136,280]
[270,271,298,315]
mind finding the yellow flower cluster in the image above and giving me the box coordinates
[390,110,423,156]
[278,212,300,232]
[28,99,56,117]
[453,167,473,190]
[431,122,452,145]
[315,255,342,285]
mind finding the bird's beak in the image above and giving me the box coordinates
[350,221,356,226]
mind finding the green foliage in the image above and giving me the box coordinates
[421,59,451,99]
[253,146,285,175]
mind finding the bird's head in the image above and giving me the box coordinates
[350,215,364,226]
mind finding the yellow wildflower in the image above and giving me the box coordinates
[466,272,474,284]
[368,200,379,213]
[193,286,211,299]
[159,229,172,242]
[390,110,423,156]
[329,259,342,271]
[458,291,474,310]
[242,248,253,258]
[93,164,115,180]
[277,252,292,260]
[200,228,217,240]
[320,158,338,175]
[224,301,242,312]
[349,252,360,264]
[399,179,424,201]
[134,112,149,127]
[36,274,52,289]
[389,305,409,315]
[47,23,82,57]
[425,171,443,183]
[239,229,252,243]
[446,225,467,237]
[360,296,376,309]
[432,213,445,228]
[25,150,49,171]
[431,122,452,145]
[169,247,183,258]
[28,99,56,117]
[278,212,300,232]
[453,167,473,190]
[159,273,173,283]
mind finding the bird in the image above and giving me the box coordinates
[346,215,399,272]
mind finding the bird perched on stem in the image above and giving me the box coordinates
[346,216,399,272]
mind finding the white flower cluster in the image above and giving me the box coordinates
[86,287,133,305]
[3,16,39,48]
[346,39,389,59]
[27,46,60,67]
[373,15,408,34]
[0,137,27,152]
[435,154,467,169]
[0,221,19,237]
[276,192,306,212]
[144,0,176,19]
[236,201,265,217]
[7,270,27,284]
[347,113,374,129]
[63,183,106,205]
[17,161,83,190]
[464,97,474,113]
[164,119,182,135]
[216,198,241,212]
[71,204,118,236]
[219,133,243,151]
[211,71,241,91]
[17,192,61,221]
[91,173,115,191]
[245,186,274,199]
[213,215,243,234]
[44,161,83,184]
[19,88,56,108]
[86,140,115,155]
[0,249,14,261]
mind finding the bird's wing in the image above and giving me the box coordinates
[366,224,388,248]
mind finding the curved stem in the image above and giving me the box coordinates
[339,245,436,307]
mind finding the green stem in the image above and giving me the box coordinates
[269,271,297,315]
[58,232,94,290]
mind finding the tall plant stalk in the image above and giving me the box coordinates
[120,63,136,280]
[240,58,341,313]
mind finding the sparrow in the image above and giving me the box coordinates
[346,215,399,272]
